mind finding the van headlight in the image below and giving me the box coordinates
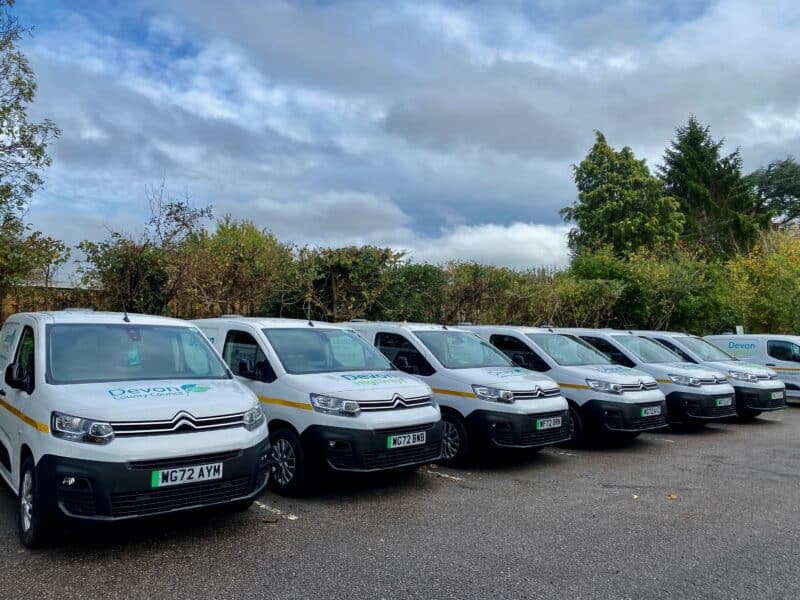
[472,385,515,403]
[668,374,701,387]
[243,402,265,431]
[51,412,114,444]
[586,379,623,394]
[728,370,759,382]
[310,394,361,417]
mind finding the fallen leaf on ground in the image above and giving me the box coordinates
[667,493,678,500]
[632,494,639,500]
[262,517,279,524]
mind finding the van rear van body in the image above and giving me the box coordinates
[347,322,571,466]
[465,326,667,444]
[194,318,442,495]
[0,311,270,547]
[637,331,786,417]
[705,334,800,403]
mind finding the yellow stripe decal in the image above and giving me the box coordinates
[257,396,313,411]
[431,388,478,398]
[558,383,590,390]
[772,367,800,372]
[656,379,671,384]
[0,398,49,433]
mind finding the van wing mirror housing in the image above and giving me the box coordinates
[393,355,419,375]
[4,363,30,392]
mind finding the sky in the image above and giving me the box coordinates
[14,0,800,271]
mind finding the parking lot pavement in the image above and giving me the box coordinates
[1,409,798,600]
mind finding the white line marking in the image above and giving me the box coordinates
[255,500,299,521]
[422,468,464,481]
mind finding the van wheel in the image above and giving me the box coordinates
[268,428,306,497]
[566,404,587,447]
[18,456,52,548]
[439,412,470,467]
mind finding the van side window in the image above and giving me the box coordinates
[655,338,694,363]
[767,340,800,363]
[13,326,36,392]
[375,332,435,376]
[490,334,550,372]
[581,336,636,368]
[223,330,276,382]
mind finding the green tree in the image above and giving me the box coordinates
[294,246,405,321]
[561,131,684,256]
[376,263,448,322]
[0,0,60,303]
[747,156,800,226]
[658,116,767,256]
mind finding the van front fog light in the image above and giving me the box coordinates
[51,412,115,444]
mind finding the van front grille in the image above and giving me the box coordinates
[111,411,245,436]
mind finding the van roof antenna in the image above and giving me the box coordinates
[305,304,314,327]
[122,300,130,323]
[442,323,448,330]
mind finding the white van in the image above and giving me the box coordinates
[193,317,442,495]
[635,331,786,418]
[705,334,800,403]
[346,322,570,466]
[465,326,667,443]
[564,329,737,424]
[0,310,270,548]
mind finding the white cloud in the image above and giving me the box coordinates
[403,222,570,268]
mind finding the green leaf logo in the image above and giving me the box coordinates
[181,383,211,394]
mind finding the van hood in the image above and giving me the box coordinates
[702,360,774,377]
[283,370,430,400]
[46,378,258,422]
[447,367,558,392]
[645,362,726,379]
[562,364,656,384]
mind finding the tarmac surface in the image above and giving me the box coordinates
[1,408,798,599]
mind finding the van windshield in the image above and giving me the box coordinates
[414,330,512,369]
[612,335,680,363]
[263,328,393,374]
[527,333,611,366]
[677,336,734,361]
[47,324,230,384]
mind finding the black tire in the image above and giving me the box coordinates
[566,403,587,447]
[268,428,306,497]
[18,455,53,548]
[439,412,470,467]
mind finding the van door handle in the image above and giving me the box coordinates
[0,389,5,396]
[766,363,776,367]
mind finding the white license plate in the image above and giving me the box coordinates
[771,391,785,400]
[151,462,223,488]
[388,431,426,449]
[641,405,662,417]
[715,397,733,407]
[536,416,562,430]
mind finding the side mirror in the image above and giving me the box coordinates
[511,353,527,368]
[238,359,257,379]
[5,363,31,393]
[394,355,418,375]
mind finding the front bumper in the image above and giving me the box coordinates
[582,399,669,433]
[734,386,788,411]
[39,439,271,521]
[666,391,737,420]
[465,409,573,449]
[302,421,443,472]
